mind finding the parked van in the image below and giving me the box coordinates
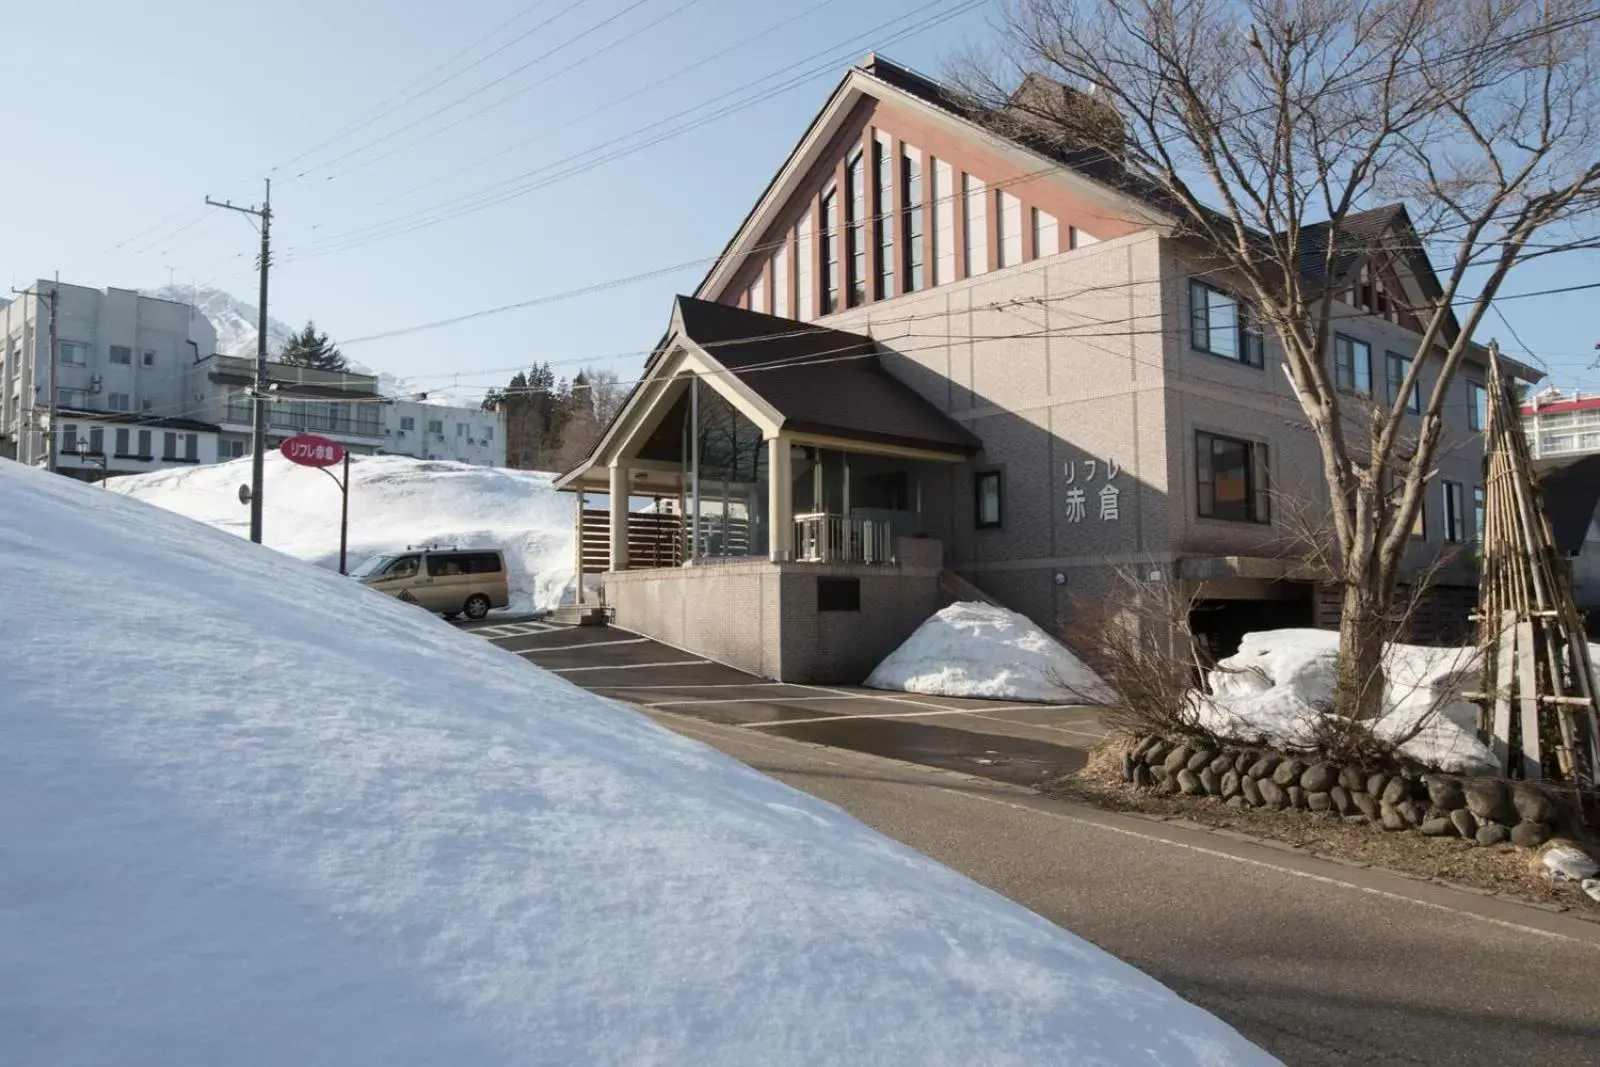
[351,547,510,620]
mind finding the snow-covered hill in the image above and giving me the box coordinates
[1,456,1273,1067]
[108,453,576,612]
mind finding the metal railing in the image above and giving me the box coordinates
[793,512,894,564]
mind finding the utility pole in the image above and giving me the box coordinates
[12,273,58,472]
[207,179,272,543]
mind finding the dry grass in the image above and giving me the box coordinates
[1048,738,1600,916]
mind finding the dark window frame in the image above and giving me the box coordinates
[1195,430,1271,524]
[1386,350,1422,414]
[845,148,866,308]
[1189,279,1264,368]
[1442,480,1465,543]
[974,469,1004,529]
[1467,379,1487,431]
[1334,333,1373,395]
[902,149,924,293]
[109,345,132,365]
[820,185,840,315]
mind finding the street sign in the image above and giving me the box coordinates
[280,433,345,468]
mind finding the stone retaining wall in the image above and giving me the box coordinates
[1122,736,1566,848]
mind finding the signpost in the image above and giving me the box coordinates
[280,433,351,574]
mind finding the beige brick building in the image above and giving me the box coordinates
[557,55,1537,681]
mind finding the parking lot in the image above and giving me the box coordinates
[462,619,1108,786]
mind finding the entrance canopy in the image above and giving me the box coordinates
[556,296,980,496]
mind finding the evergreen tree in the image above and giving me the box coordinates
[279,320,347,372]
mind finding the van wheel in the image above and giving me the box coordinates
[464,595,491,620]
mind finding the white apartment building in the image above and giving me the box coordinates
[382,399,505,466]
[4,279,506,478]
[1,281,222,480]
[1523,388,1600,459]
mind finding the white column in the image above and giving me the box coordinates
[767,435,792,561]
[609,464,629,572]
[574,488,586,603]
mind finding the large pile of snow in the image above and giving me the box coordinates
[866,601,1111,704]
[0,463,1272,1065]
[1190,629,1496,771]
[109,453,576,612]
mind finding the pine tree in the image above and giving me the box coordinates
[279,320,348,372]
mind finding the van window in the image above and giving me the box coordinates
[386,556,421,579]
[425,552,502,576]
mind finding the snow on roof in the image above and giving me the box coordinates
[107,454,574,612]
[0,462,1273,1065]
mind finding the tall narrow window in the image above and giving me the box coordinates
[932,159,955,286]
[115,427,129,455]
[846,149,866,307]
[902,146,925,293]
[162,432,177,460]
[1442,480,1465,543]
[1033,208,1060,257]
[748,275,765,314]
[1387,351,1421,413]
[796,211,815,321]
[88,427,103,454]
[963,174,987,276]
[997,190,1023,267]
[1334,334,1372,394]
[974,470,1003,528]
[874,136,894,298]
[61,424,78,452]
[1467,379,1487,431]
[820,185,839,315]
[1473,485,1485,542]
[137,429,151,457]
[771,244,789,318]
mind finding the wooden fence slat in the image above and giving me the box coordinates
[1515,620,1542,779]
[1491,610,1516,773]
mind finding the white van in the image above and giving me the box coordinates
[351,547,510,620]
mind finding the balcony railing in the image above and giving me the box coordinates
[793,512,894,564]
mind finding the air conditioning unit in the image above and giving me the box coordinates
[397,429,406,438]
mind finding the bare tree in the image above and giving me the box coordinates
[955,0,1600,719]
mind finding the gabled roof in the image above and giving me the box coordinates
[672,297,980,456]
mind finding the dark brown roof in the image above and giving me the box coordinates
[1534,454,1600,553]
[673,296,981,456]
[56,408,221,433]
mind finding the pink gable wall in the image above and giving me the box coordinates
[713,93,1149,316]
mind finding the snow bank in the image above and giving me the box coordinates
[1191,629,1495,771]
[867,601,1111,704]
[0,463,1273,1066]
[109,453,576,611]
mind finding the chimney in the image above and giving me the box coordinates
[1004,72,1125,158]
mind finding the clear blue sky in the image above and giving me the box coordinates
[5,0,1597,399]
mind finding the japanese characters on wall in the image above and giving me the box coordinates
[1063,457,1120,523]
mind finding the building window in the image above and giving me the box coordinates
[1443,480,1465,543]
[975,469,1003,528]
[1334,334,1372,394]
[846,148,866,307]
[772,243,790,318]
[60,342,88,366]
[1033,208,1060,257]
[108,392,130,412]
[61,424,78,452]
[58,387,87,408]
[997,190,1023,267]
[817,575,861,612]
[1390,471,1427,539]
[1387,351,1421,413]
[143,350,156,367]
[456,422,466,437]
[874,137,894,299]
[1468,379,1487,431]
[963,174,987,276]
[1189,281,1264,367]
[932,159,955,286]
[820,185,840,315]
[137,429,151,457]
[184,434,198,461]
[1473,485,1485,543]
[747,275,765,314]
[428,419,443,435]
[110,345,132,365]
[796,210,815,321]
[902,146,925,293]
[141,398,153,412]
[400,415,415,431]
[163,432,177,460]
[88,427,104,454]
[115,427,130,455]
[482,425,494,440]
[1196,431,1271,523]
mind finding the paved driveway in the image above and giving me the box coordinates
[461,621,1107,787]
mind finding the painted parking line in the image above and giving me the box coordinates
[961,711,1108,741]
[472,621,562,638]
[590,682,793,692]
[643,693,936,709]
[740,703,1096,728]
[549,659,711,674]
[514,638,649,655]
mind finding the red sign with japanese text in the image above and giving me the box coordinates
[280,433,345,468]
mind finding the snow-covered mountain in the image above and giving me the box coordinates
[141,282,446,402]
[145,283,297,361]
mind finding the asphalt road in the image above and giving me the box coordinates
[468,619,1600,1065]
